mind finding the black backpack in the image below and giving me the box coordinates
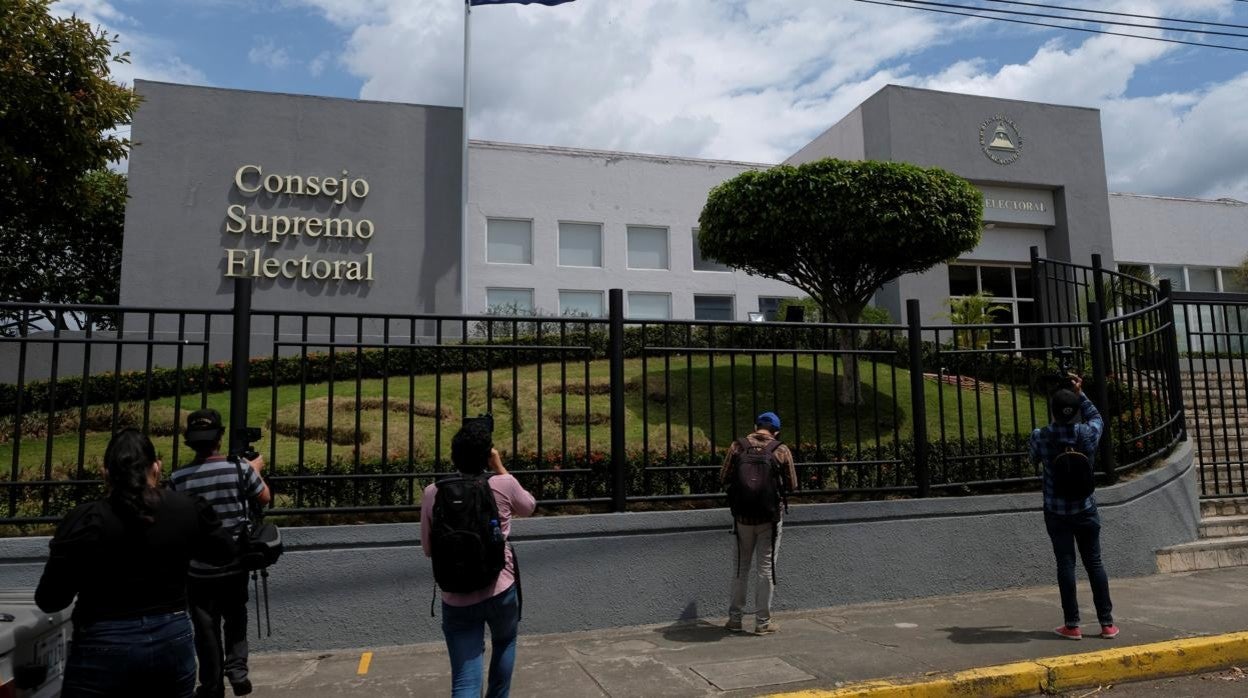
[726,438,785,524]
[1049,433,1096,501]
[430,474,506,593]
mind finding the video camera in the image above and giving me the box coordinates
[235,426,262,461]
[463,413,495,433]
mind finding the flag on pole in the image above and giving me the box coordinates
[469,0,575,6]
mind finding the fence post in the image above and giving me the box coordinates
[608,288,627,512]
[228,277,253,456]
[1090,254,1108,319]
[906,299,930,497]
[1030,245,1049,346]
[1159,280,1187,442]
[1087,300,1116,484]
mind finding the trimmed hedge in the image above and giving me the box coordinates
[257,435,1042,511]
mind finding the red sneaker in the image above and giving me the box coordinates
[1054,625,1082,640]
[1100,625,1120,639]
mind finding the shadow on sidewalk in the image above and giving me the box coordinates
[938,626,1064,645]
[654,602,729,644]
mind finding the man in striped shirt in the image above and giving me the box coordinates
[170,408,271,697]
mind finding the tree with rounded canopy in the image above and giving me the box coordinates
[698,158,983,402]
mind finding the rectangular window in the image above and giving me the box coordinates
[558,290,604,318]
[1014,267,1033,299]
[980,266,1013,298]
[485,288,534,315]
[558,222,602,268]
[1154,265,1185,291]
[627,226,669,270]
[1188,267,1218,293]
[949,262,1033,349]
[948,264,979,296]
[758,296,793,321]
[627,292,671,320]
[486,219,532,265]
[694,295,734,321]
[692,229,730,272]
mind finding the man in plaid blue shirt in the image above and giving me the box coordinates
[1029,375,1118,641]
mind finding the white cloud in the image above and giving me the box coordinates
[291,0,1246,199]
[308,51,332,77]
[248,38,293,71]
[50,0,209,86]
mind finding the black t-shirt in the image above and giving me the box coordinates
[35,490,237,624]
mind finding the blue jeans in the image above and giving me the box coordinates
[62,611,196,698]
[1045,506,1114,628]
[441,585,519,698]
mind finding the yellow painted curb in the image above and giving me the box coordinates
[1039,631,1248,692]
[770,662,1045,697]
[768,631,1248,698]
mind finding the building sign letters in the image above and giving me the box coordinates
[223,165,374,282]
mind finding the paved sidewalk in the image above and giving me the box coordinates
[248,567,1248,697]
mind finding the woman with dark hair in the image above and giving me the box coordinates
[36,428,236,698]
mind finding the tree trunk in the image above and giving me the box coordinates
[836,326,862,405]
[823,301,865,406]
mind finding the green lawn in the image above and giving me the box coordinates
[1,356,1048,477]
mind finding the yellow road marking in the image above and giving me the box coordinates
[357,651,373,676]
[768,631,1248,698]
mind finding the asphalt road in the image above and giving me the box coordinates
[1050,667,1248,697]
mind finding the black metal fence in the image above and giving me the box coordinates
[1173,291,1248,498]
[0,258,1188,525]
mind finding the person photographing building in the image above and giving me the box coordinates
[169,408,271,697]
[422,418,536,698]
[1029,375,1119,641]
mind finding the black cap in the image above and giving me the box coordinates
[1050,389,1081,425]
[185,408,224,444]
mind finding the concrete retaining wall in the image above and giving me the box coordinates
[0,442,1198,652]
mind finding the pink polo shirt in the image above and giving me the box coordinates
[421,473,536,607]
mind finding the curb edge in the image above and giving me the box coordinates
[767,631,1248,698]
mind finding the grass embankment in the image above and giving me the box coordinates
[1,356,1048,477]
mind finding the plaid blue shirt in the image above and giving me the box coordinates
[1029,394,1103,515]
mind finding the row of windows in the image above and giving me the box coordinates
[946,261,1248,350]
[486,219,730,272]
[484,288,795,321]
[1124,263,1246,293]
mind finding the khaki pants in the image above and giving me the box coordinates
[729,520,782,625]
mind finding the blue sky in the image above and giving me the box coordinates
[60,0,1248,199]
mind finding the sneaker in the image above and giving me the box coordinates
[1054,625,1082,640]
[725,618,744,633]
[230,679,253,696]
[1100,625,1120,639]
[755,621,778,635]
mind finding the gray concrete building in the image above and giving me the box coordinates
[117,81,1248,335]
[120,81,463,317]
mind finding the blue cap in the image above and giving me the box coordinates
[755,411,781,430]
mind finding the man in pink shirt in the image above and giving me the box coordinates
[421,420,536,698]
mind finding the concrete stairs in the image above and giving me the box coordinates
[1156,497,1248,573]
[1181,371,1248,488]
[1152,372,1248,572]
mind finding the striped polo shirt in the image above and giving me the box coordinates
[169,454,266,578]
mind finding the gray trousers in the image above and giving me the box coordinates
[729,520,782,624]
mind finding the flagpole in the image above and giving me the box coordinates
[460,0,471,315]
